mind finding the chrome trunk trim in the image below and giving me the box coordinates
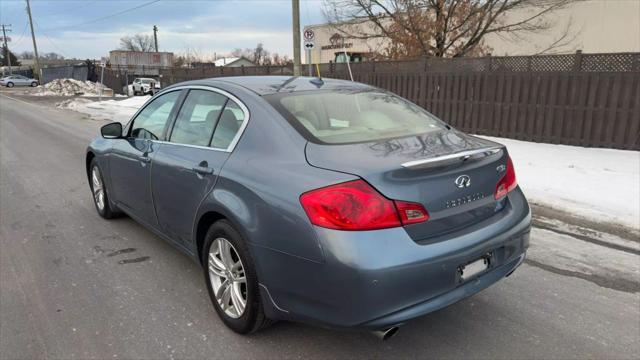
[401,147,502,169]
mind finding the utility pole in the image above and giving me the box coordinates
[25,0,41,81]
[1,24,12,74]
[291,0,301,76]
[153,25,158,52]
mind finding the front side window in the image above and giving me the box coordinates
[129,91,180,140]
[267,90,446,144]
[170,90,228,146]
[211,100,245,149]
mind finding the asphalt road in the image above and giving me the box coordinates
[1,92,639,359]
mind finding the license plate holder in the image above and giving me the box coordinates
[458,255,491,282]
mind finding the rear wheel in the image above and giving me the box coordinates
[6,82,13,88]
[89,159,119,219]
[203,220,271,334]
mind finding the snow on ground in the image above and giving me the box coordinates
[59,96,639,230]
[57,95,150,123]
[481,136,640,230]
[31,78,114,97]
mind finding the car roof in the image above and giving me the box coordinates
[167,76,374,96]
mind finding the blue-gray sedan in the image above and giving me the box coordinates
[86,76,530,339]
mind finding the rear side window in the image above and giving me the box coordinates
[170,90,228,147]
[211,100,245,149]
[267,90,446,144]
[130,91,180,140]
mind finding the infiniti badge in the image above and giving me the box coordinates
[454,175,471,188]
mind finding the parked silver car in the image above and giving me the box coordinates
[0,75,38,87]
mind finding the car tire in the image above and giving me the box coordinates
[202,220,272,334]
[89,158,120,219]
[6,82,13,88]
[31,82,38,87]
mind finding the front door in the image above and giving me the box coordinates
[109,90,183,226]
[150,88,247,247]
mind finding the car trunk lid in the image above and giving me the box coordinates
[305,130,509,241]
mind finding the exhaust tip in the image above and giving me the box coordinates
[372,326,400,341]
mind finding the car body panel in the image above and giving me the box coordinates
[252,187,529,328]
[305,131,511,241]
[86,76,531,330]
[150,142,228,246]
[109,138,159,225]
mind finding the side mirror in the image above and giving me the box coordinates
[100,122,123,139]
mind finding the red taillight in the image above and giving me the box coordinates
[300,180,429,231]
[395,200,429,225]
[495,155,517,199]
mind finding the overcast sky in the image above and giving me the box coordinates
[0,0,326,59]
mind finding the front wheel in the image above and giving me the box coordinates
[31,82,38,87]
[6,82,13,88]
[203,220,271,334]
[89,159,120,219]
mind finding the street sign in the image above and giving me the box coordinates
[303,28,314,41]
[304,41,315,50]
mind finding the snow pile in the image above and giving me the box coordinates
[57,95,150,123]
[32,78,112,96]
[482,136,640,230]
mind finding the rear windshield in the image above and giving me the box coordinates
[266,90,447,144]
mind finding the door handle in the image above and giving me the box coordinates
[192,166,214,175]
[138,155,152,163]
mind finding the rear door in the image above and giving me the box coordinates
[109,90,183,226]
[150,88,248,246]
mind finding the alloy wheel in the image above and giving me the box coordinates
[208,237,247,318]
[91,166,105,211]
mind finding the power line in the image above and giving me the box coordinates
[11,22,29,48]
[43,0,161,31]
[34,20,70,58]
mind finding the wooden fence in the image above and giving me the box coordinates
[338,71,639,150]
[119,52,639,150]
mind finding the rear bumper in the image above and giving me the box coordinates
[255,188,530,329]
[361,250,526,329]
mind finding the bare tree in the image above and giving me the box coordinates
[230,47,255,61]
[324,0,578,59]
[19,51,34,59]
[119,34,155,52]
